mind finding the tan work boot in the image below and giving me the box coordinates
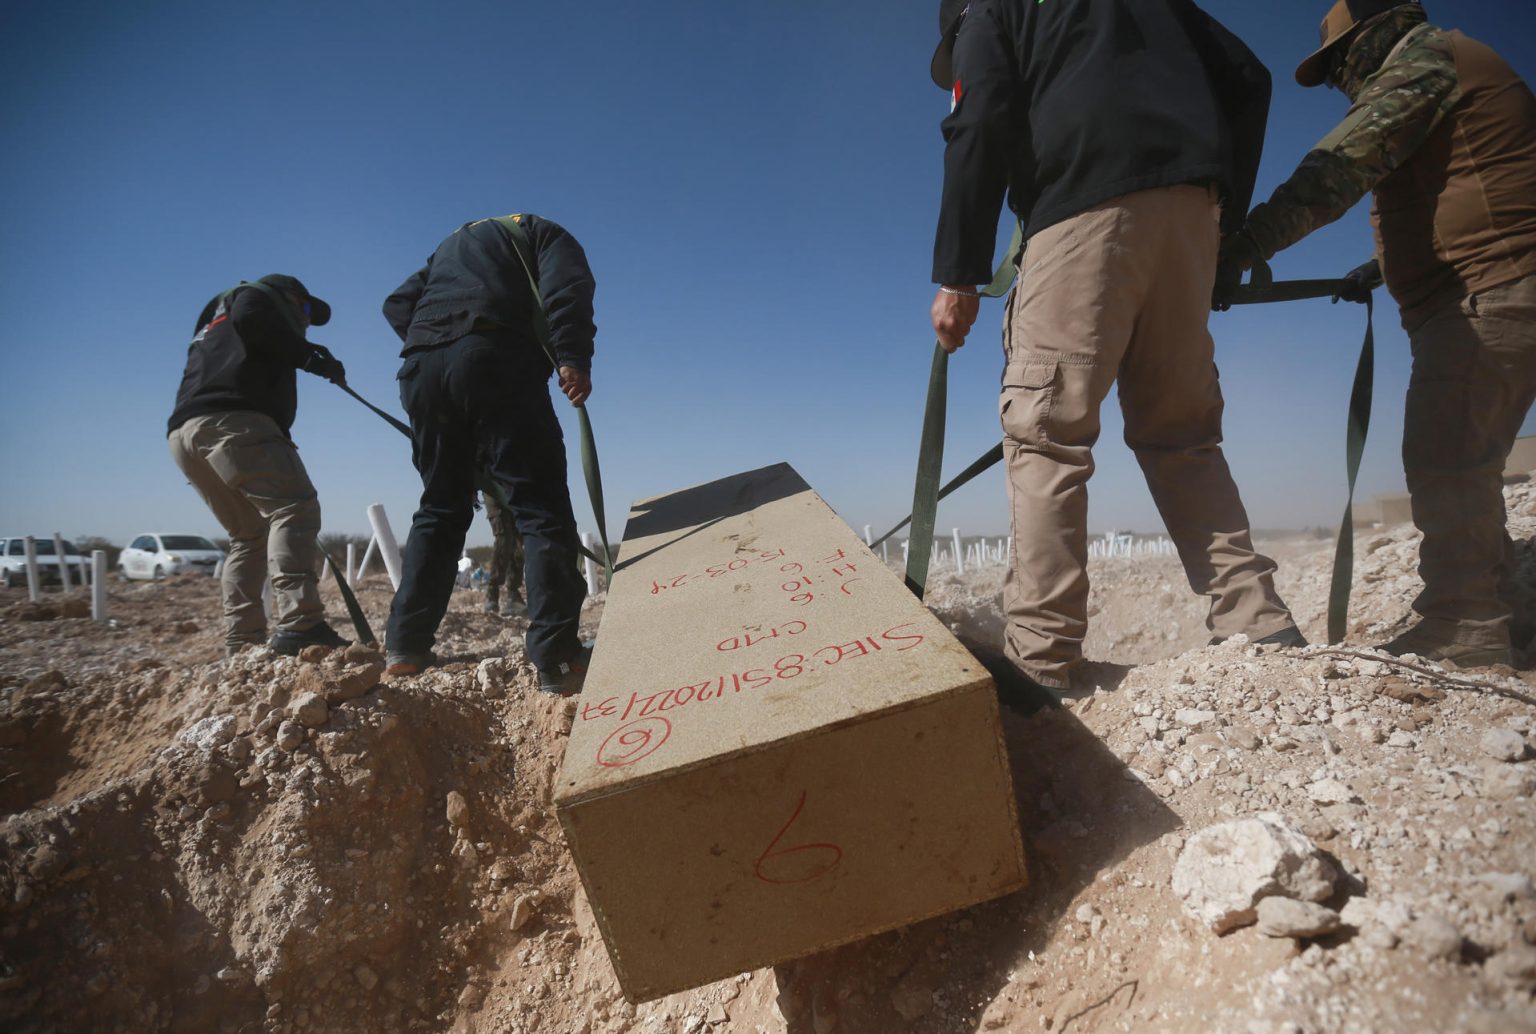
[1377,624,1512,668]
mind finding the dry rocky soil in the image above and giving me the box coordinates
[3,485,1536,1033]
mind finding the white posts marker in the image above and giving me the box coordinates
[952,528,965,576]
[346,542,358,587]
[91,551,108,621]
[582,532,599,595]
[356,536,378,582]
[23,536,41,602]
[51,533,72,593]
[367,504,403,589]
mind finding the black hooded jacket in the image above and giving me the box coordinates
[383,213,597,372]
[167,286,313,436]
[933,0,1272,284]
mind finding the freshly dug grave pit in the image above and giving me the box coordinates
[3,485,1535,1032]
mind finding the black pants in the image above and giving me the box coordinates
[386,335,586,668]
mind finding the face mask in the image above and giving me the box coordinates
[1329,5,1428,101]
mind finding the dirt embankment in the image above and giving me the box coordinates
[2,485,1535,1032]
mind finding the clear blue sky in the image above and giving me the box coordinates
[2,1,1533,547]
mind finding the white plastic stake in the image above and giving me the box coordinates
[881,540,888,564]
[863,524,872,546]
[23,536,40,602]
[52,533,73,593]
[367,504,403,589]
[91,550,107,621]
[356,536,378,582]
[952,528,964,576]
[582,532,599,595]
[346,542,357,587]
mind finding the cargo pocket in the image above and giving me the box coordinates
[238,437,315,503]
[396,356,421,409]
[999,357,1057,447]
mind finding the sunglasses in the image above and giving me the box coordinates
[1325,49,1345,88]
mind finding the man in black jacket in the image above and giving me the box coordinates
[929,0,1302,697]
[168,274,350,658]
[381,214,594,691]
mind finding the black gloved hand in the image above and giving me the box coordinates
[304,343,347,384]
[1332,258,1382,304]
[1212,229,1262,312]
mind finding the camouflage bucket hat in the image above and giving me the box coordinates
[1296,0,1419,86]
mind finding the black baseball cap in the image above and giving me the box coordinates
[1295,0,1419,86]
[257,274,332,326]
[930,0,970,89]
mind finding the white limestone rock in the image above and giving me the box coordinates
[1255,897,1343,939]
[1480,728,1529,763]
[1172,812,1338,933]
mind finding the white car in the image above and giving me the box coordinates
[119,533,225,581]
[0,537,88,588]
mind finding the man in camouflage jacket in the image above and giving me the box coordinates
[1221,0,1536,667]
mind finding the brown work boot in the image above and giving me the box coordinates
[1377,624,1512,668]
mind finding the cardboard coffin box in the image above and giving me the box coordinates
[555,463,1026,1002]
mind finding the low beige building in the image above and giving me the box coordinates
[1367,435,1535,527]
[1506,435,1536,482]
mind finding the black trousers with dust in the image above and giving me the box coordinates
[385,334,586,668]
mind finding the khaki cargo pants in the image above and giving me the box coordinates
[1000,184,1294,689]
[168,411,324,647]
[483,492,526,602]
[1402,274,1536,651]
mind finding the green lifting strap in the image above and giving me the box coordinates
[339,381,410,436]
[902,222,1023,599]
[493,216,615,590]
[1229,259,1377,645]
[903,343,950,597]
[871,442,1004,550]
[317,540,377,646]
[1226,259,1344,305]
[1329,294,1374,644]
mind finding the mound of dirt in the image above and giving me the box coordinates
[3,488,1535,1032]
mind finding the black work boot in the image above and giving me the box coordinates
[1209,624,1309,649]
[537,643,593,696]
[1255,625,1309,648]
[269,621,350,656]
[385,650,438,677]
[957,637,1063,715]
